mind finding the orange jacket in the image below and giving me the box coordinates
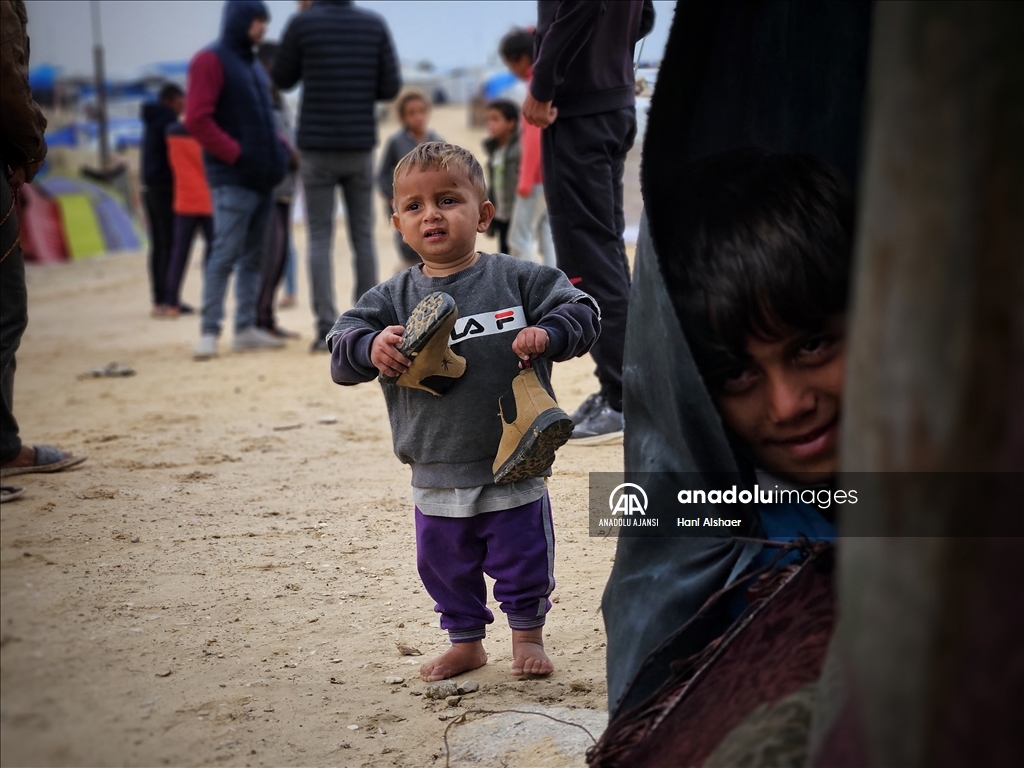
[166,124,212,216]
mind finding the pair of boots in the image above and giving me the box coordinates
[387,292,573,484]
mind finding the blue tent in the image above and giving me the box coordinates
[29,63,60,91]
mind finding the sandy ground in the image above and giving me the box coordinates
[1,106,633,767]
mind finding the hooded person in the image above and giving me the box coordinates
[141,83,183,316]
[600,0,872,724]
[184,0,289,360]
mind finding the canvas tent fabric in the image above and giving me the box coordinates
[602,0,873,719]
[17,176,142,262]
[15,182,66,264]
[54,192,106,260]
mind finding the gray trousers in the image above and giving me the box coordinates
[300,149,378,338]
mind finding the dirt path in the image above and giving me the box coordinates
[1,106,627,767]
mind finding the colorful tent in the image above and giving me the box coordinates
[17,176,143,262]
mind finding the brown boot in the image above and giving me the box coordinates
[493,366,574,484]
[384,292,467,396]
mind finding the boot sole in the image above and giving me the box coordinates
[494,408,575,484]
[400,292,457,359]
[381,292,459,392]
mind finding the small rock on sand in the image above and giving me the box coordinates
[395,641,422,656]
[457,680,480,695]
[384,676,404,684]
[424,680,460,699]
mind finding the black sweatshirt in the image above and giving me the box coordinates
[531,0,655,118]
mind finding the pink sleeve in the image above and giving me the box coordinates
[183,50,241,165]
[517,121,543,197]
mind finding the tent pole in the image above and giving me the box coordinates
[90,0,109,171]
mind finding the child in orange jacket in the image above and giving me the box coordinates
[164,120,213,316]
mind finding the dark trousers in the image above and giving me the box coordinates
[256,201,291,331]
[143,185,175,306]
[1,174,28,464]
[542,108,637,411]
[166,214,213,309]
[492,218,511,255]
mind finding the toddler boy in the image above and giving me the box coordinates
[329,142,599,680]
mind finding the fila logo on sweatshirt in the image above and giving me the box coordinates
[449,306,527,345]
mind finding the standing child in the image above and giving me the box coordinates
[165,120,213,316]
[499,28,556,267]
[141,83,185,316]
[376,90,443,268]
[329,142,600,680]
[482,99,520,255]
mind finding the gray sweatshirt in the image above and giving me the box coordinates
[328,253,600,488]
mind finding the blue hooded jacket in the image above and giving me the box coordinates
[201,0,286,193]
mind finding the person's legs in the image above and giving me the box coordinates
[256,202,292,332]
[282,233,296,301]
[415,508,491,680]
[165,214,200,310]
[199,216,214,269]
[233,189,274,334]
[337,151,378,303]
[201,185,261,338]
[0,176,85,475]
[542,109,636,415]
[508,189,539,260]
[0,176,27,465]
[144,185,174,309]
[493,219,510,255]
[301,151,340,339]
[535,195,557,268]
[480,493,556,675]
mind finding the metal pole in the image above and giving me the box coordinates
[90,0,109,171]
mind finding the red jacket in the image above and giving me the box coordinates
[517,75,544,196]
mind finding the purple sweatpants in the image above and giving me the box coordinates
[415,493,555,643]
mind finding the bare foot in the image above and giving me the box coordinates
[1,445,36,470]
[511,628,554,676]
[419,641,487,682]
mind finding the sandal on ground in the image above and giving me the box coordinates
[1,485,25,502]
[79,362,135,379]
[0,445,88,478]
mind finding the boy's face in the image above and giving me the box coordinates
[392,166,494,271]
[503,54,531,81]
[402,99,429,136]
[714,318,845,483]
[485,109,515,143]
